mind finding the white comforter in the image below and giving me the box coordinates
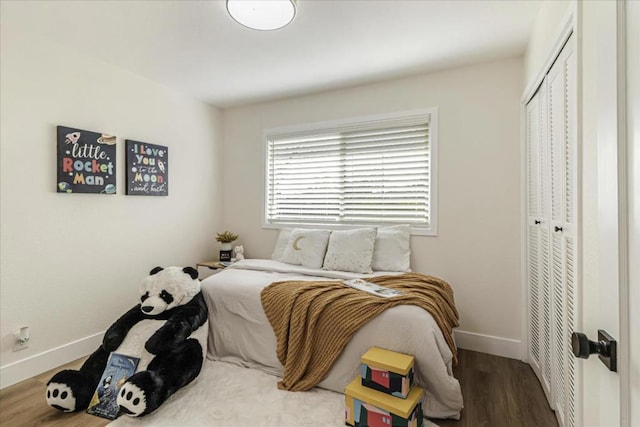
[200,259,463,419]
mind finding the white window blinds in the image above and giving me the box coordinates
[265,110,437,233]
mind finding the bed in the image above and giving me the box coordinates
[200,258,463,420]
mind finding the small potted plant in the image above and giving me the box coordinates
[216,231,238,262]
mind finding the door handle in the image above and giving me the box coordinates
[534,220,541,225]
[571,330,617,372]
[555,226,563,232]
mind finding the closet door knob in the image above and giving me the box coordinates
[534,220,541,225]
[554,226,563,232]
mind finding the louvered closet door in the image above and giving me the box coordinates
[526,32,578,427]
[547,33,578,427]
[526,80,553,403]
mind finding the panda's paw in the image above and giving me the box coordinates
[117,381,147,417]
[46,382,77,412]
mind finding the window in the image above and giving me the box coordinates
[264,109,437,235]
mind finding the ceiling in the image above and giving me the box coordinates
[4,0,541,108]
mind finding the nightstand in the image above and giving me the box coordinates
[196,260,227,278]
[197,260,224,270]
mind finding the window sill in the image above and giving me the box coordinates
[261,222,437,237]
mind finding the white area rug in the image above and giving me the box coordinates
[108,360,439,427]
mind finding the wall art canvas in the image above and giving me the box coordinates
[57,125,117,194]
[125,140,168,196]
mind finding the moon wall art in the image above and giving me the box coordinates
[125,140,168,196]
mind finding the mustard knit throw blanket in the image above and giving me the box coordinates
[260,272,459,392]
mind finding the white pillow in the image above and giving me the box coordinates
[281,229,331,269]
[322,228,377,274]
[371,225,411,272]
[271,228,293,261]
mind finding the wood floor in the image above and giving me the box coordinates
[0,349,557,427]
[0,357,108,427]
[439,350,558,427]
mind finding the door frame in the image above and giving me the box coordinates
[615,1,631,425]
[594,1,631,425]
[625,2,639,423]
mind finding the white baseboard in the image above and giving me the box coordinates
[0,332,104,389]
[454,329,522,360]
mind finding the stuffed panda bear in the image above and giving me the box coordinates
[45,266,208,417]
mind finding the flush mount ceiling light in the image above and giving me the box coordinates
[227,0,297,31]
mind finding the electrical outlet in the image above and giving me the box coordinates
[14,326,29,351]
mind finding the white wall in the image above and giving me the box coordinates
[221,58,524,357]
[0,17,223,386]
[524,0,573,87]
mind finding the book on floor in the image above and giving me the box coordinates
[86,352,140,420]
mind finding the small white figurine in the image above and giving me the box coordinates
[233,245,245,261]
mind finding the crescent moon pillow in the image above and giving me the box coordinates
[281,228,331,269]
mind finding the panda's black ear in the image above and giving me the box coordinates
[149,266,164,275]
[183,266,198,280]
